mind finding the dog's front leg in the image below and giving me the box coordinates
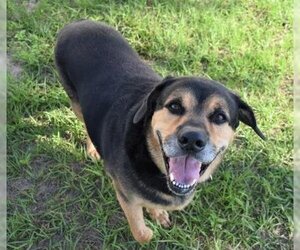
[146,208,172,227]
[116,192,153,244]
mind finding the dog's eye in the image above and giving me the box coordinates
[210,112,228,125]
[166,101,184,115]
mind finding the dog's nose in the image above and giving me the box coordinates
[178,130,208,152]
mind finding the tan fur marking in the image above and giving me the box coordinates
[86,136,100,160]
[182,92,197,110]
[203,95,229,112]
[116,192,153,244]
[203,95,235,150]
[146,208,171,227]
[71,101,101,160]
[152,110,188,138]
[71,101,84,122]
[147,112,189,173]
[199,154,222,182]
[137,92,236,232]
[165,91,197,112]
[147,92,196,173]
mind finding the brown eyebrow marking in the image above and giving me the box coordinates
[165,90,197,113]
[202,95,230,118]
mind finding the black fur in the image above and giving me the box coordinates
[55,20,264,205]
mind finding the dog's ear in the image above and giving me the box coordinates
[232,93,266,140]
[133,76,176,124]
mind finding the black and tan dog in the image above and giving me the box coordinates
[55,20,265,243]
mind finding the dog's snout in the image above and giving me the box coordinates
[178,130,208,152]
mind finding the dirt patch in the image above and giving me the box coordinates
[26,0,39,12]
[7,178,33,201]
[107,210,124,229]
[70,162,84,174]
[273,224,292,245]
[29,179,60,214]
[30,233,64,250]
[36,179,60,202]
[279,75,293,97]
[258,228,291,249]
[200,56,209,72]
[77,228,103,250]
[7,56,23,79]
[31,155,54,177]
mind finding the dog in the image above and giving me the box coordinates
[55,20,265,243]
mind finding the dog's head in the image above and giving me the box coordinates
[133,76,265,196]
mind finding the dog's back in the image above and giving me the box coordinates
[55,20,159,99]
[55,20,161,155]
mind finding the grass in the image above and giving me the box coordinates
[7,0,293,249]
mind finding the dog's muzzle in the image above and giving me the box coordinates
[156,130,224,196]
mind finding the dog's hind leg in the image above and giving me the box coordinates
[71,101,101,160]
[116,192,153,244]
[55,55,100,160]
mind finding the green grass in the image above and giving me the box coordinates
[7,0,293,249]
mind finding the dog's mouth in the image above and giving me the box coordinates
[156,131,217,196]
[166,155,209,195]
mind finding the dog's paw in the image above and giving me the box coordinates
[87,142,101,160]
[86,136,101,160]
[87,148,101,160]
[133,226,153,244]
[147,208,172,228]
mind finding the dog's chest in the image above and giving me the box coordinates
[138,191,195,211]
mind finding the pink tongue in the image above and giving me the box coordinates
[168,156,202,185]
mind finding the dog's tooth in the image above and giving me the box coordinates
[191,180,196,186]
[172,180,176,185]
[170,173,174,181]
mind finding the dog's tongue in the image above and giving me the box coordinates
[168,156,202,185]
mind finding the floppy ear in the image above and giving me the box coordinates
[232,94,266,140]
[133,76,176,124]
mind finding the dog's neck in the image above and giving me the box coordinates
[125,119,161,173]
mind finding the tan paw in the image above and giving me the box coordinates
[147,208,172,228]
[132,226,153,244]
[86,138,101,160]
[87,147,101,160]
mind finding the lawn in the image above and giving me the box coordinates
[7,0,293,249]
